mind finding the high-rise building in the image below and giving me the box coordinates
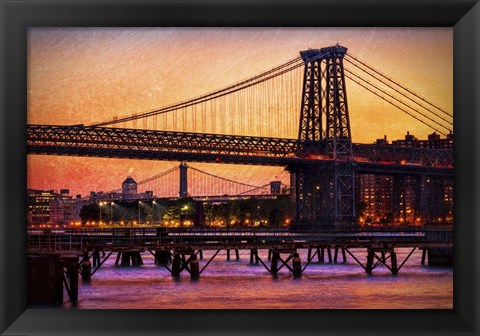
[355,174,393,224]
[357,131,454,225]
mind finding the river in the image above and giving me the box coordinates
[63,248,452,309]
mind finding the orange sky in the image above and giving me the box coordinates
[27,28,453,196]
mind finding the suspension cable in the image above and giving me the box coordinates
[89,56,303,127]
[105,166,178,194]
[345,72,448,136]
[188,166,261,189]
[345,57,452,127]
[345,69,451,133]
[346,53,452,118]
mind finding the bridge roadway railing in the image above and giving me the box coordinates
[27,226,453,253]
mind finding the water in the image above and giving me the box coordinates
[65,248,452,309]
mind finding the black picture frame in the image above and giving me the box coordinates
[1,0,478,335]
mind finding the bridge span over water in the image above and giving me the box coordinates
[27,45,454,228]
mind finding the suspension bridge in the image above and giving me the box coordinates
[103,162,288,199]
[27,44,453,228]
[26,45,454,303]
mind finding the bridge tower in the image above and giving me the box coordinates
[179,162,188,197]
[290,45,356,228]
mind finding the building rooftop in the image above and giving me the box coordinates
[122,177,137,185]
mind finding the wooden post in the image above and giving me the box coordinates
[334,247,339,263]
[235,249,239,261]
[365,250,374,274]
[172,254,181,277]
[121,252,130,266]
[327,248,332,263]
[81,260,91,282]
[81,252,91,282]
[190,253,199,280]
[421,248,427,265]
[132,251,143,266]
[319,248,324,263]
[270,250,279,275]
[67,263,78,303]
[342,248,347,263]
[391,251,398,275]
[292,252,302,278]
[115,252,122,266]
[93,250,101,268]
[155,251,171,265]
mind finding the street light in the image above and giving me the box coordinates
[99,201,105,225]
[138,201,142,226]
[152,200,156,226]
[110,202,115,225]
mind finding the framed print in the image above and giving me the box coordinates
[1,0,479,335]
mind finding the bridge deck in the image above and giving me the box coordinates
[27,125,453,174]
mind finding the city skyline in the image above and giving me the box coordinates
[27,28,453,197]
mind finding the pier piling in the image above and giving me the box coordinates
[292,252,302,278]
[391,252,398,275]
[172,254,182,277]
[327,248,332,263]
[421,248,427,265]
[190,254,199,280]
[92,250,101,268]
[270,250,279,275]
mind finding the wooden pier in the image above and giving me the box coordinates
[26,226,453,304]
